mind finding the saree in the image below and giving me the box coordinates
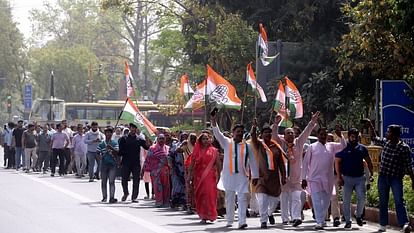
[144,143,171,207]
[170,144,186,207]
[192,143,218,221]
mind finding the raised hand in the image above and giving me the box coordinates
[275,115,282,125]
[311,111,320,124]
[334,123,343,137]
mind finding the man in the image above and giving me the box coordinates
[97,126,119,203]
[84,121,105,182]
[22,124,38,172]
[37,124,51,173]
[368,121,414,233]
[118,123,151,202]
[3,122,14,169]
[302,127,346,230]
[272,112,319,227]
[72,125,87,178]
[335,128,374,230]
[12,120,25,170]
[50,123,70,176]
[250,120,286,229]
[211,112,259,229]
[62,120,74,174]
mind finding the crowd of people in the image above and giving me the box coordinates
[1,113,413,232]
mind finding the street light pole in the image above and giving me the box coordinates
[50,71,54,121]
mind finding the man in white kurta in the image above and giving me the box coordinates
[211,115,259,229]
[302,127,346,230]
[272,112,319,227]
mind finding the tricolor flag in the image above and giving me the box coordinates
[180,74,194,98]
[119,98,157,138]
[246,63,267,102]
[285,76,303,119]
[206,65,242,109]
[124,61,135,97]
[273,81,292,127]
[258,23,278,66]
[184,80,206,110]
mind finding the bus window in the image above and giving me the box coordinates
[86,108,102,120]
[102,108,116,120]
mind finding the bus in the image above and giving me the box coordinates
[30,99,159,126]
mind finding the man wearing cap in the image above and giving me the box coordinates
[250,119,286,229]
[211,113,259,229]
[368,121,414,233]
[119,123,152,202]
[97,127,119,203]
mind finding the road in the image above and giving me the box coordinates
[0,148,400,233]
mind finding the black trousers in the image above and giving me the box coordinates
[63,148,71,174]
[121,164,141,200]
[5,145,15,168]
[51,148,65,175]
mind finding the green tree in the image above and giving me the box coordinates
[0,0,27,121]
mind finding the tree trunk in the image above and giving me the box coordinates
[132,1,144,98]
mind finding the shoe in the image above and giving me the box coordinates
[131,199,138,203]
[322,222,328,227]
[89,178,94,182]
[121,194,129,202]
[260,222,267,229]
[109,198,118,204]
[333,217,341,227]
[344,222,352,230]
[356,217,363,227]
[403,224,412,233]
[144,196,150,200]
[378,225,386,232]
[225,223,232,228]
[314,224,324,230]
[238,223,247,229]
[268,215,275,225]
[282,221,289,225]
[50,173,54,177]
[292,219,302,227]
[200,219,207,224]
[101,198,107,202]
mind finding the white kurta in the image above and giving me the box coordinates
[212,126,259,194]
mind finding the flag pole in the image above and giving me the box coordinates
[254,34,259,119]
[115,98,129,128]
[240,73,249,125]
[204,74,208,128]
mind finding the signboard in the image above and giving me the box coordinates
[24,84,32,112]
[381,80,414,158]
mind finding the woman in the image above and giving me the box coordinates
[189,132,220,223]
[144,134,171,207]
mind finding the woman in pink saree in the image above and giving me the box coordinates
[189,132,220,223]
[143,134,171,207]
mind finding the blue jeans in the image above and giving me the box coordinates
[101,163,117,199]
[15,147,24,168]
[343,175,366,223]
[87,152,100,179]
[378,175,409,227]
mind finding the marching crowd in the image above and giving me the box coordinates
[1,112,413,232]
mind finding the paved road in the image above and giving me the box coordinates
[0,148,400,233]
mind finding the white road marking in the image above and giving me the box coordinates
[22,174,173,233]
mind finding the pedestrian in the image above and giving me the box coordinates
[182,133,197,212]
[272,112,319,227]
[302,126,346,230]
[188,132,220,223]
[118,123,151,202]
[13,120,25,170]
[144,134,171,207]
[211,110,259,229]
[250,119,286,229]
[84,121,104,182]
[368,121,414,233]
[36,125,51,173]
[50,123,70,176]
[72,125,87,178]
[62,120,74,174]
[97,126,119,203]
[335,128,374,230]
[3,122,15,169]
[22,124,38,172]
[170,132,188,209]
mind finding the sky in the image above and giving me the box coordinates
[9,0,56,39]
